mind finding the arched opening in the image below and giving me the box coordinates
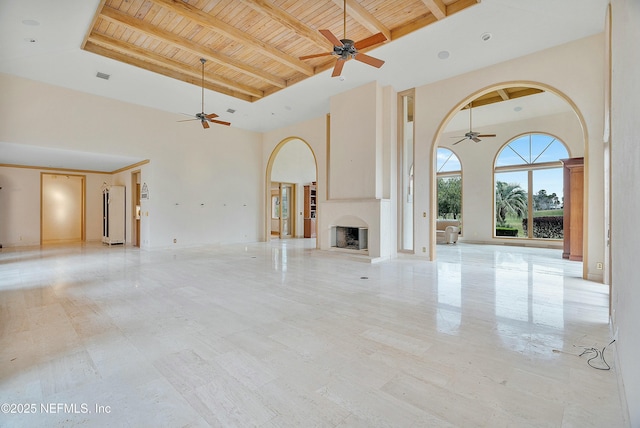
[431,83,588,274]
[265,137,318,243]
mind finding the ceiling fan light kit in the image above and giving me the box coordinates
[177,58,231,129]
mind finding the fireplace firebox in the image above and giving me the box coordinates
[332,226,368,250]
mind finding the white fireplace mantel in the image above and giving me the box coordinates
[318,198,393,262]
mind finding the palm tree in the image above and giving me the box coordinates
[495,181,527,227]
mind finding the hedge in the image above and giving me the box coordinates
[496,227,518,237]
[522,216,563,239]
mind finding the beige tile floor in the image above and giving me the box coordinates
[0,240,626,427]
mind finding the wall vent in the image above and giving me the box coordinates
[226,108,236,114]
[96,72,111,80]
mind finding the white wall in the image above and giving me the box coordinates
[0,74,264,249]
[319,82,398,261]
[414,34,606,282]
[611,0,640,425]
[271,139,316,185]
[330,81,381,200]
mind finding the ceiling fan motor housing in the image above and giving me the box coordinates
[333,39,357,59]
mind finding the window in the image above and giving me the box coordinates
[400,92,414,251]
[437,148,462,221]
[494,133,568,239]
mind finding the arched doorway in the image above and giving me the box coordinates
[265,138,318,241]
[431,83,588,275]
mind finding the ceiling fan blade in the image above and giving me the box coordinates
[177,118,198,122]
[477,134,497,138]
[319,29,342,47]
[472,137,481,143]
[354,32,387,50]
[300,52,333,60]
[205,113,219,119]
[354,53,385,68]
[209,119,231,126]
[202,120,210,129]
[453,138,467,145]
[332,59,346,77]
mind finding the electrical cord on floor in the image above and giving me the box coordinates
[576,339,616,370]
[552,338,616,370]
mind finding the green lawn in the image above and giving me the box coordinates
[534,209,563,217]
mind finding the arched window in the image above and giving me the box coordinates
[437,147,462,220]
[494,133,569,239]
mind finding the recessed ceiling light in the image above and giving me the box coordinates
[22,19,40,26]
[481,32,492,42]
[438,50,450,60]
[514,106,523,112]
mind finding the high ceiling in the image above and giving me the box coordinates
[0,0,609,171]
[82,0,479,103]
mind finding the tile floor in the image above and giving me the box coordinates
[0,240,626,427]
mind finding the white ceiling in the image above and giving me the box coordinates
[444,91,574,133]
[0,0,608,171]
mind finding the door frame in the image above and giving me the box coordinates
[131,170,141,247]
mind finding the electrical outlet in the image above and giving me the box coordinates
[596,262,603,270]
[422,247,426,253]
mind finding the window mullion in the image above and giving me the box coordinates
[528,169,534,238]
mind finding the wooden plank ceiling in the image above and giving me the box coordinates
[82,0,480,102]
[465,87,545,109]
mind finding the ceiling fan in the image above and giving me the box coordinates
[178,58,230,129]
[299,0,387,77]
[452,102,496,144]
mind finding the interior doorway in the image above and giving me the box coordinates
[41,173,85,244]
[266,138,318,242]
[131,170,141,247]
[272,182,294,238]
